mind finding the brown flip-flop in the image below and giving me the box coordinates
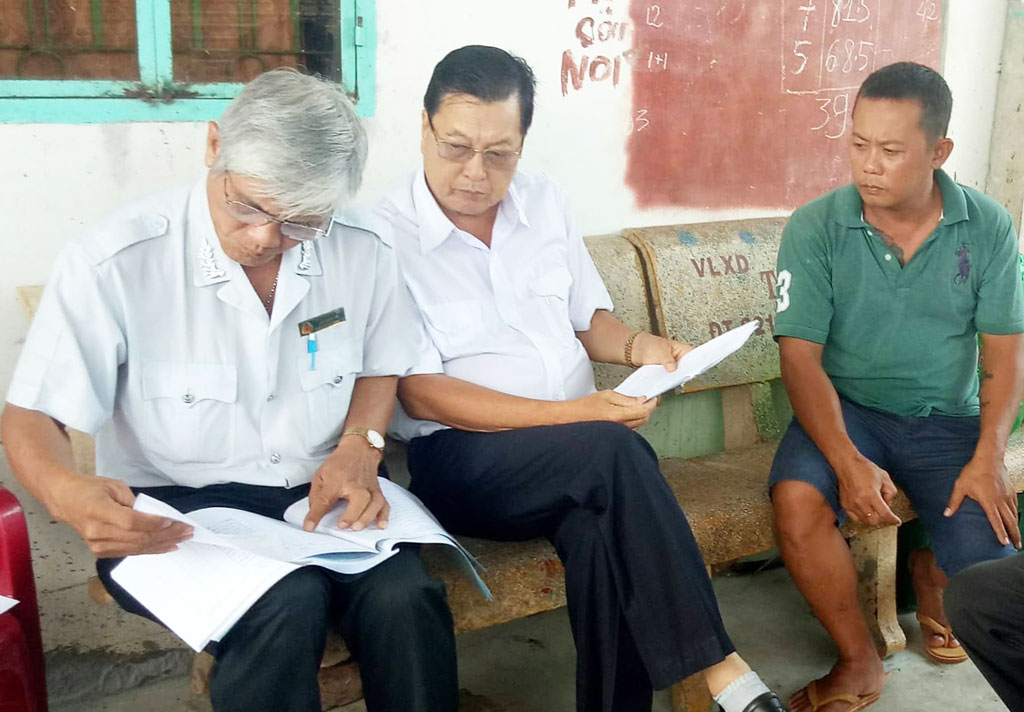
[917,613,969,664]
[804,679,882,712]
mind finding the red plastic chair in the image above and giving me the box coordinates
[0,486,47,712]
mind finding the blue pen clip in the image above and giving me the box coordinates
[307,333,318,370]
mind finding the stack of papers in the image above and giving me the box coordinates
[615,320,760,399]
[112,478,488,651]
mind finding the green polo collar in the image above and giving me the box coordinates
[832,169,969,229]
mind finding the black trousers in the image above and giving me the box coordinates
[946,553,1024,712]
[96,482,457,712]
[408,421,735,712]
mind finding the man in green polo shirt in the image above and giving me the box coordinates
[770,62,1024,712]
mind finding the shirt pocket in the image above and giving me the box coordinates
[140,362,237,464]
[297,338,363,454]
[421,300,484,359]
[530,266,575,345]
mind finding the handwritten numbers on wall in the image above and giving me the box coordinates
[830,0,870,29]
[620,0,941,209]
[781,0,883,140]
[797,2,816,32]
[811,92,850,140]
[792,40,812,75]
[916,0,940,22]
[626,109,651,135]
[646,5,664,28]
[824,39,874,75]
[647,51,669,70]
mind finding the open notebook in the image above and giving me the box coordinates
[112,477,489,651]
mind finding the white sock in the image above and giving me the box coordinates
[713,671,773,712]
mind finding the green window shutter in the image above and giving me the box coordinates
[0,0,375,123]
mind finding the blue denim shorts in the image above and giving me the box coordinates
[769,397,1016,576]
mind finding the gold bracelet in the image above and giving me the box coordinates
[624,331,642,368]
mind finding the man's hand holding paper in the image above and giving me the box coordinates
[614,320,761,400]
[629,332,694,373]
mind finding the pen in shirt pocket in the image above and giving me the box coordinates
[298,307,346,371]
[307,333,317,370]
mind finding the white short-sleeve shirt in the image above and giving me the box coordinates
[377,170,614,441]
[7,179,421,488]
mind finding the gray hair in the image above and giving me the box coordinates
[211,68,368,218]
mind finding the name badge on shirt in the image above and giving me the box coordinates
[298,307,346,336]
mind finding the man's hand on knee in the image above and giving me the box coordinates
[836,456,901,526]
[945,457,1021,548]
[52,473,193,558]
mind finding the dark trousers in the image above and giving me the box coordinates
[770,399,1014,576]
[96,482,457,712]
[946,553,1024,712]
[408,421,735,712]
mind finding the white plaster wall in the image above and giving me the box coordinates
[0,1,1010,634]
[0,123,210,409]
[942,0,1009,189]
[987,0,1024,230]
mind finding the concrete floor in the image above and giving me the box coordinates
[48,564,1007,712]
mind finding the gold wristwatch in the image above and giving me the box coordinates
[342,428,385,451]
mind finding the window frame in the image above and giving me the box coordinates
[0,0,375,123]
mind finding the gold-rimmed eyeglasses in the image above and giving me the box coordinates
[222,172,330,242]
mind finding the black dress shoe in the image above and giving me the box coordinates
[741,691,789,712]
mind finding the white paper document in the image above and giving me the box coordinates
[0,594,18,615]
[614,320,760,400]
[112,478,488,652]
[283,478,463,558]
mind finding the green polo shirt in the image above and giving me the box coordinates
[774,169,1024,417]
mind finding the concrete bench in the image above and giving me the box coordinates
[15,217,1024,711]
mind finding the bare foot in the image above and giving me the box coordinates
[909,548,965,661]
[789,657,886,712]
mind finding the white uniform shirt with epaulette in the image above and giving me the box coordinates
[6,179,422,488]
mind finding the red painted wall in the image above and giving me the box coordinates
[625,0,942,210]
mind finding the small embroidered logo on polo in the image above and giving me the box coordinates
[199,239,225,280]
[298,241,313,272]
[954,243,970,285]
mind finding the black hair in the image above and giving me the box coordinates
[424,45,537,135]
[856,62,953,141]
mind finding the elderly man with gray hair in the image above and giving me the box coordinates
[1,69,457,712]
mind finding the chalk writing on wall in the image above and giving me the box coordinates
[561,0,672,103]
[617,0,941,210]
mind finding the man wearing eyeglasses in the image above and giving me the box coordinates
[1,69,457,712]
[377,45,787,712]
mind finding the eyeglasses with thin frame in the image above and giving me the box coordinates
[428,121,522,170]
[222,172,330,242]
